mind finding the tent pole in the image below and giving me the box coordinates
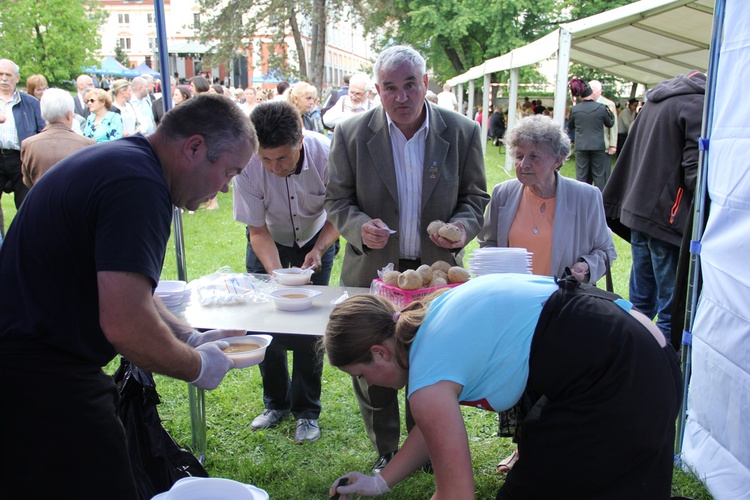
[553,28,571,129]
[505,68,519,171]
[467,81,475,120]
[482,73,491,154]
[153,0,207,463]
[676,0,726,456]
[457,83,464,116]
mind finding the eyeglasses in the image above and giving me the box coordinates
[86,99,97,104]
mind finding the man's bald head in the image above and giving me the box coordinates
[76,75,94,93]
[131,77,148,98]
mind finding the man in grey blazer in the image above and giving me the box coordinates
[325,45,489,473]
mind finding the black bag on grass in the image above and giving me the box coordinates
[113,357,208,500]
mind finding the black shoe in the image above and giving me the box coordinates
[372,451,397,474]
[294,419,320,443]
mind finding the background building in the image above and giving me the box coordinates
[97,0,374,94]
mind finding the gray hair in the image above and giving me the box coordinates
[373,45,426,85]
[505,115,571,164]
[158,94,257,163]
[0,59,20,75]
[40,88,74,123]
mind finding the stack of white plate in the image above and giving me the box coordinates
[468,247,533,276]
[155,280,190,307]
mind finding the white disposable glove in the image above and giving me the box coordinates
[329,471,390,498]
[190,341,235,390]
[186,328,246,347]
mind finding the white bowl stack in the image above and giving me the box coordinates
[468,247,533,276]
[155,280,190,308]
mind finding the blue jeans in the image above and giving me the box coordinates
[244,229,335,418]
[629,229,680,341]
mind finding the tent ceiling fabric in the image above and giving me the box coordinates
[447,0,715,87]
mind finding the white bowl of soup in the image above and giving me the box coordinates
[272,268,314,286]
[269,288,322,311]
[219,334,273,368]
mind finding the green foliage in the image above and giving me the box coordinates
[114,44,131,68]
[0,0,106,86]
[357,0,566,83]
[562,0,637,20]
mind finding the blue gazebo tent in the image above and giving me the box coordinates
[134,62,161,78]
[81,56,139,78]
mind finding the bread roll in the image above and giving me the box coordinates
[429,277,448,287]
[416,265,433,285]
[426,220,445,236]
[447,266,470,284]
[397,269,422,290]
[438,223,462,243]
[432,269,448,282]
[382,270,401,286]
[431,260,452,273]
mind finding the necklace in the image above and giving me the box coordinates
[532,202,547,234]
[526,188,550,234]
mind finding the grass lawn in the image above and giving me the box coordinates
[0,145,711,499]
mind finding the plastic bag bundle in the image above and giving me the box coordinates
[190,267,275,306]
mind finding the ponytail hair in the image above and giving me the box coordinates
[321,288,451,370]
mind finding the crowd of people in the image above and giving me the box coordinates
[0,48,695,499]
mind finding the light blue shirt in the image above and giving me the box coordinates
[408,273,559,412]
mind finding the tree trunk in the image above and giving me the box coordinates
[437,35,465,75]
[310,0,326,94]
[289,4,308,80]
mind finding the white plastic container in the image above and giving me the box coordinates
[272,268,314,286]
[152,477,269,499]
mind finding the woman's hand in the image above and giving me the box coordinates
[570,260,590,282]
[329,472,389,498]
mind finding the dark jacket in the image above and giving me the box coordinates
[567,100,613,151]
[602,71,706,247]
[12,92,45,144]
[488,110,505,139]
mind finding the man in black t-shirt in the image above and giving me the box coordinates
[0,94,257,499]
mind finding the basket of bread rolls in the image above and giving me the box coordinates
[370,259,470,308]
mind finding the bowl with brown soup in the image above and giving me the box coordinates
[269,288,322,311]
[219,334,273,368]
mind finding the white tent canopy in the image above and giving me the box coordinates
[449,0,714,87]
[445,0,715,160]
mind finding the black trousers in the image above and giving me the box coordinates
[0,342,138,499]
[0,149,29,209]
[497,280,682,500]
[245,230,335,419]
